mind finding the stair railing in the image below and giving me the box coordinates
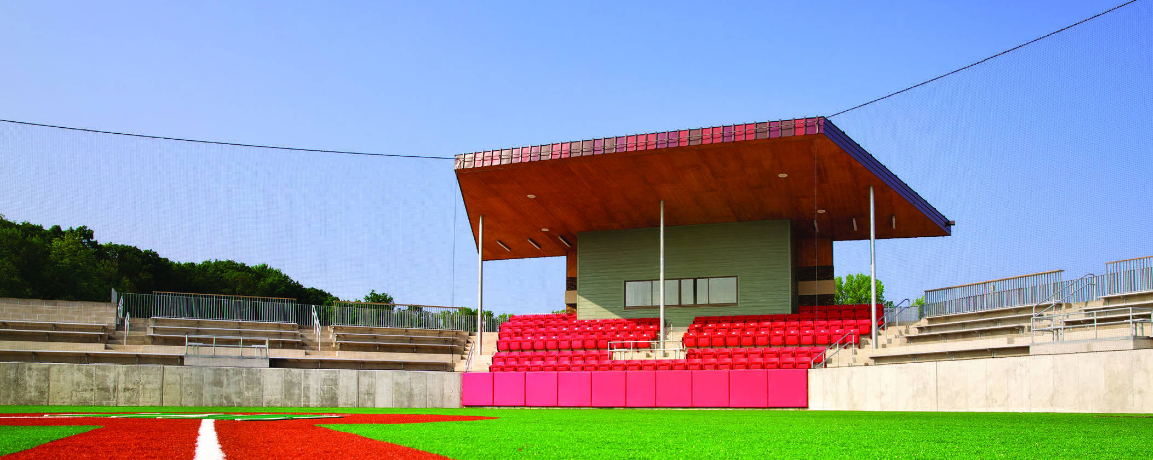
[811,331,858,369]
[464,336,478,372]
[884,298,913,329]
[123,310,130,346]
[1032,273,1098,318]
[310,306,322,352]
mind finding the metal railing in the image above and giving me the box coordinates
[310,306,322,352]
[1104,255,1153,296]
[811,333,855,369]
[184,335,270,359]
[607,339,686,361]
[121,291,305,324]
[116,291,506,332]
[1031,306,1153,343]
[123,310,130,346]
[1033,273,1098,318]
[883,299,913,327]
[923,270,1064,317]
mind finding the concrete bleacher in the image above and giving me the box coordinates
[331,325,468,355]
[831,292,1153,367]
[0,296,474,371]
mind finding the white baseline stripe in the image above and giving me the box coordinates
[194,419,226,460]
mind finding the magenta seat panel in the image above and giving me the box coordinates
[655,370,692,407]
[591,371,627,407]
[461,372,494,406]
[728,370,769,408]
[691,370,730,407]
[493,371,526,406]
[557,371,592,407]
[525,372,559,407]
[766,369,808,408]
[625,370,656,407]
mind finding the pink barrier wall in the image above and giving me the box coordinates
[461,372,493,406]
[525,371,558,407]
[591,371,627,407]
[625,371,656,407]
[558,371,592,407]
[729,370,769,408]
[656,370,693,407]
[493,371,526,406]
[464,369,808,408]
[691,370,730,408]
[766,369,808,408]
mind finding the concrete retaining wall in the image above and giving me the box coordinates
[0,362,461,408]
[810,349,1153,413]
[0,298,117,327]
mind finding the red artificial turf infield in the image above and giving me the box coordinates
[0,413,492,459]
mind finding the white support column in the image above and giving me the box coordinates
[659,201,665,349]
[477,215,484,355]
[869,186,878,349]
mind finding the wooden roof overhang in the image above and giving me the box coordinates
[455,117,951,261]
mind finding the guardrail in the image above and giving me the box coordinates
[607,340,686,361]
[183,335,270,359]
[811,333,854,369]
[1104,256,1153,296]
[923,270,1065,317]
[116,291,507,332]
[1031,306,1153,343]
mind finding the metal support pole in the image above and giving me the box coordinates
[659,201,665,349]
[869,186,878,349]
[477,215,484,356]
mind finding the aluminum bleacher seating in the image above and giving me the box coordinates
[332,325,467,354]
[496,313,658,352]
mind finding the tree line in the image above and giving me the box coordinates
[0,214,339,305]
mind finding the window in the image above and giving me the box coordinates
[624,276,737,307]
[625,281,652,307]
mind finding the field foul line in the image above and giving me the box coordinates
[195,418,226,460]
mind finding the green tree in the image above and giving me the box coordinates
[834,273,888,306]
[363,289,394,305]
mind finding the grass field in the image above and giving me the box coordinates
[0,425,99,456]
[2,405,1150,459]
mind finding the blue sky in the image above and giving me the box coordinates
[1,1,1149,313]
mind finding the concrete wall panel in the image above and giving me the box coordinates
[810,349,1153,413]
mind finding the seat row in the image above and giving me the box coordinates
[497,330,658,352]
[682,327,864,348]
[489,347,826,372]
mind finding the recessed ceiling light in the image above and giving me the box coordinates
[527,238,542,250]
[526,194,536,199]
[497,240,511,251]
[558,235,572,248]
[778,173,788,178]
[817,209,826,214]
[541,228,549,232]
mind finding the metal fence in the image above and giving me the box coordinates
[1104,256,1153,296]
[114,291,507,332]
[120,291,307,324]
[923,270,1064,317]
[920,256,1153,319]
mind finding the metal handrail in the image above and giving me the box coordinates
[464,336,478,372]
[123,311,130,346]
[1031,306,1153,343]
[310,306,322,352]
[811,332,857,369]
[1032,273,1097,318]
[184,335,270,358]
[884,299,912,328]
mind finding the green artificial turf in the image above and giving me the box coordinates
[2,406,1151,459]
[0,425,99,456]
